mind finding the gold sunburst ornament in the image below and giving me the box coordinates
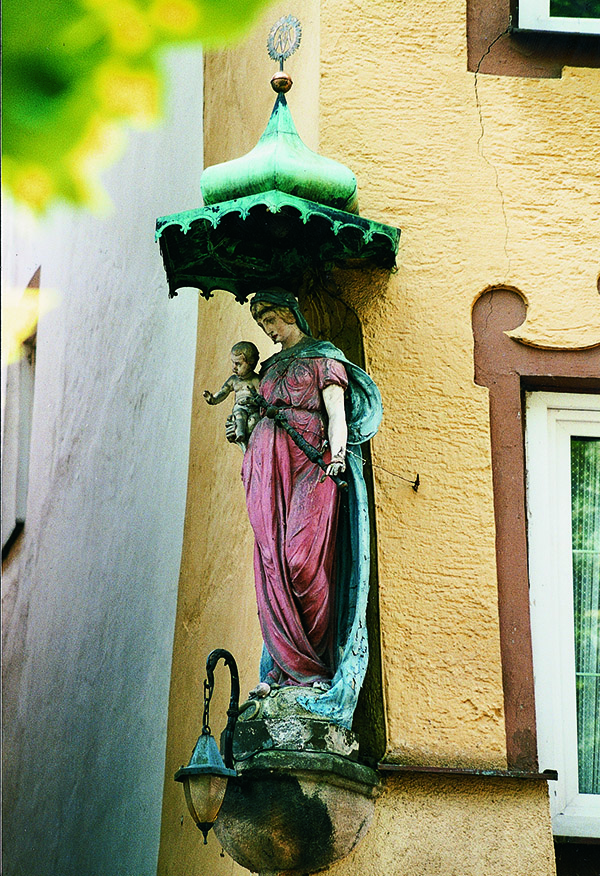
[267,15,302,93]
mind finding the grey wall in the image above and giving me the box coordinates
[2,48,203,876]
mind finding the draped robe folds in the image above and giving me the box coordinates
[242,338,382,729]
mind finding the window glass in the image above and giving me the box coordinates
[571,437,600,795]
[551,0,600,17]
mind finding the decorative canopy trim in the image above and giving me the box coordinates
[156,190,400,302]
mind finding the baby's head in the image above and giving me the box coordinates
[231,341,259,378]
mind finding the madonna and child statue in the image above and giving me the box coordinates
[205,287,382,736]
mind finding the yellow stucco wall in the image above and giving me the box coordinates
[158,0,599,872]
[317,0,599,768]
[326,775,557,876]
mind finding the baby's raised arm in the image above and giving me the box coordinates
[203,376,234,405]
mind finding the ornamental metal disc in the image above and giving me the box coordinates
[267,15,302,63]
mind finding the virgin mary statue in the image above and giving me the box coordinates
[241,288,382,730]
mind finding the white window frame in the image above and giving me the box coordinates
[1,335,36,551]
[518,0,600,35]
[526,391,600,838]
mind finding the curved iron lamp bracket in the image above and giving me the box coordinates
[203,648,240,769]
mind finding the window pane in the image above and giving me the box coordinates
[550,0,600,18]
[571,437,600,795]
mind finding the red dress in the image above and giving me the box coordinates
[242,354,348,686]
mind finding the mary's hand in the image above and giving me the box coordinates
[325,452,346,478]
[225,414,237,443]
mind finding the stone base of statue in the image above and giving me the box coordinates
[233,685,361,760]
[215,687,381,875]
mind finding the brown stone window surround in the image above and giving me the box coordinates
[472,288,600,770]
[467,0,599,78]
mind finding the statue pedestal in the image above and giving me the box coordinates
[214,687,381,875]
[232,685,360,760]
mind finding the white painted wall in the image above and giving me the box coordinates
[2,48,202,876]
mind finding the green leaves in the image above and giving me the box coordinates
[2,0,274,211]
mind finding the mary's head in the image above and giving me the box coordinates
[250,288,312,349]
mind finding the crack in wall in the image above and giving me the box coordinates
[483,287,496,336]
[474,27,512,282]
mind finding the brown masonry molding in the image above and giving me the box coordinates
[472,288,600,770]
[378,763,558,781]
[467,0,600,78]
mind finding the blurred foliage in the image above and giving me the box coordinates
[2,0,274,212]
[2,286,60,364]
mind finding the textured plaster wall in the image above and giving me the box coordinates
[2,50,202,876]
[157,294,268,876]
[159,0,599,873]
[326,775,556,876]
[319,0,599,768]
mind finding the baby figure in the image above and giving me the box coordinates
[203,341,260,445]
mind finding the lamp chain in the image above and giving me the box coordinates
[202,676,213,735]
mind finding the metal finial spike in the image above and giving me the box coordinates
[267,15,302,65]
[268,16,301,93]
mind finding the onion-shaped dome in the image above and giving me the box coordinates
[200,94,358,214]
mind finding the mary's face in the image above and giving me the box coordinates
[256,310,296,346]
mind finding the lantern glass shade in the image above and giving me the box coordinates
[175,731,236,842]
[182,773,228,838]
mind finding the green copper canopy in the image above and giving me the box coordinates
[200,94,358,213]
[156,190,400,302]
[156,92,400,301]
